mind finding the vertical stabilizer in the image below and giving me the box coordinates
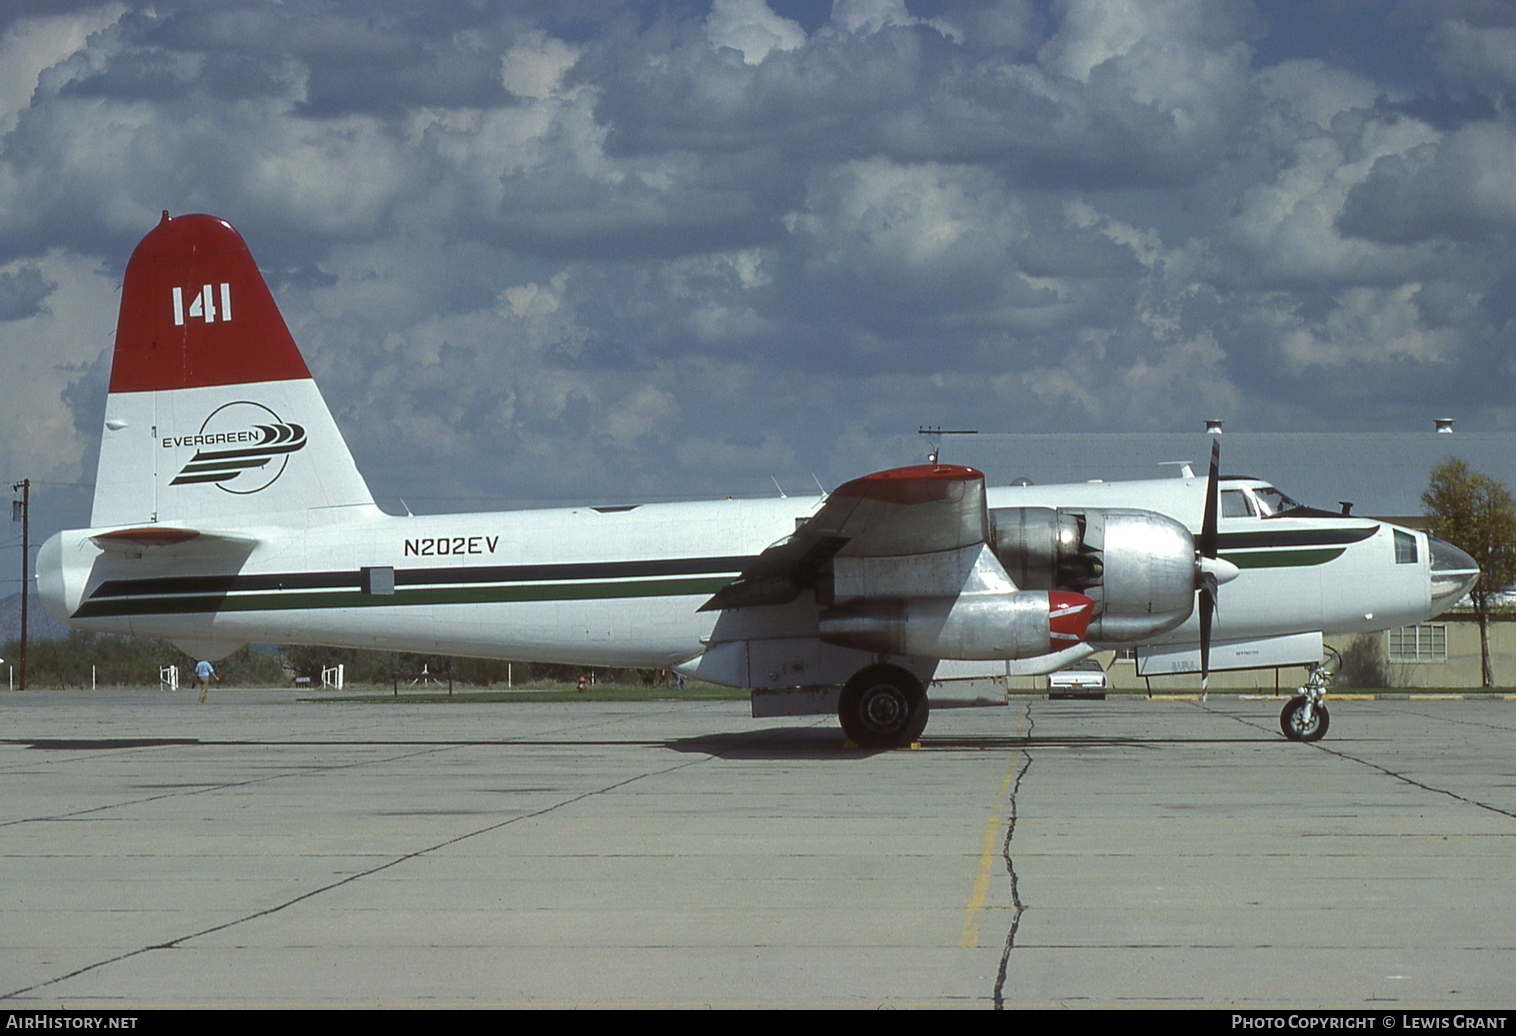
[91,213,375,527]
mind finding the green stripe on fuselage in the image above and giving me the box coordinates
[75,542,1354,620]
[1221,547,1346,569]
[73,575,736,619]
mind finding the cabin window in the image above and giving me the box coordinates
[1387,624,1446,662]
[1394,530,1418,565]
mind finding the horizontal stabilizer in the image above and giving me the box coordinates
[91,527,261,557]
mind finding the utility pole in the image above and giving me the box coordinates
[11,479,27,691]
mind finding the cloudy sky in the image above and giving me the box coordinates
[2,0,1516,545]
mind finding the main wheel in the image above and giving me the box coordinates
[839,664,927,748]
[1280,697,1329,742]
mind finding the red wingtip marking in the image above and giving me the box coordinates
[833,464,983,505]
[108,213,311,393]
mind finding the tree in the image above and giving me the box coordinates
[1422,458,1516,688]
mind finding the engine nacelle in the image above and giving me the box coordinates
[818,590,1093,660]
[989,507,1195,643]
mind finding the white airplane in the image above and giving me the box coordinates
[38,214,1479,745]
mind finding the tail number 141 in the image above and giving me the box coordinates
[172,283,232,326]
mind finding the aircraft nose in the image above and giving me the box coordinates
[1428,536,1479,614]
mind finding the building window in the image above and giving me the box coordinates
[1388,624,1446,662]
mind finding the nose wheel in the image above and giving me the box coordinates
[1280,658,1332,742]
[1280,695,1329,741]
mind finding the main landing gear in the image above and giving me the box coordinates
[838,664,930,748]
[1280,656,1333,742]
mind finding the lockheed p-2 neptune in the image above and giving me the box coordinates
[38,214,1480,745]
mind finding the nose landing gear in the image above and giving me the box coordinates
[1280,654,1334,742]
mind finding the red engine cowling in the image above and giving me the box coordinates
[1048,590,1094,648]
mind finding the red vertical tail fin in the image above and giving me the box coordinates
[91,213,374,528]
[111,212,311,392]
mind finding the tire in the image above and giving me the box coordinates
[1280,697,1330,742]
[839,664,927,748]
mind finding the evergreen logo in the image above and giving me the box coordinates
[167,401,306,493]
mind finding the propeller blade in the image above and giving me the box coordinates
[1197,438,1221,699]
[1199,574,1216,701]
[1200,437,1219,560]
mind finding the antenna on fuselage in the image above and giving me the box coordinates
[917,425,977,465]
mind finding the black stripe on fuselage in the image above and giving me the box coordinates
[87,555,759,600]
[1216,526,1378,550]
[81,527,1382,607]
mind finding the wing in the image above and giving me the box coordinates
[700,464,992,612]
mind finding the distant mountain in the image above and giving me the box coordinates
[0,593,72,644]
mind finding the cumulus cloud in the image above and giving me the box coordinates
[0,0,1514,536]
[1430,19,1516,94]
[1339,122,1516,243]
[0,251,115,484]
[706,0,805,64]
[0,265,55,321]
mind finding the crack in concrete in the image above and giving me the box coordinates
[1202,700,1516,821]
[993,700,1035,1011]
[1,734,735,1002]
[0,711,674,829]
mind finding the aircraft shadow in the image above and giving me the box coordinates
[663,728,1277,759]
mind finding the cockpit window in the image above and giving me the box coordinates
[1252,486,1302,516]
[1221,490,1255,518]
[1394,529,1418,565]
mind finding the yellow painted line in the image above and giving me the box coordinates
[960,711,1026,948]
[1325,694,1373,700]
[1148,694,1199,700]
[959,809,1002,949]
[1410,694,1463,700]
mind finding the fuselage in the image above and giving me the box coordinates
[40,472,1464,678]
[40,496,815,668]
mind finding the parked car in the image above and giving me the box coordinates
[1047,657,1108,699]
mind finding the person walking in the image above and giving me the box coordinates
[195,659,220,703]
